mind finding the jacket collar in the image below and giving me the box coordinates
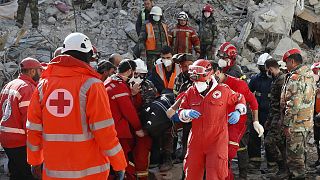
[18,74,37,86]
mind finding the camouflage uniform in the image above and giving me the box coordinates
[280,65,316,179]
[16,0,39,28]
[264,71,287,170]
[139,21,169,71]
[198,16,217,60]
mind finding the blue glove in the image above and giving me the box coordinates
[228,110,241,124]
[181,109,201,119]
[170,112,180,122]
[115,171,125,180]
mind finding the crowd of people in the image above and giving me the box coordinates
[0,0,319,180]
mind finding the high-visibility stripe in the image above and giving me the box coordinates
[237,147,247,151]
[111,93,129,100]
[173,29,193,33]
[26,120,43,131]
[38,81,44,102]
[136,171,149,177]
[27,141,41,152]
[229,141,239,146]
[43,133,93,142]
[89,118,114,131]
[1,89,22,99]
[45,163,110,178]
[0,126,25,134]
[185,32,189,53]
[19,101,30,108]
[104,143,122,157]
[155,64,168,87]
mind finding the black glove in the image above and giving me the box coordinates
[31,164,42,180]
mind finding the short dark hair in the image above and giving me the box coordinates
[161,45,173,55]
[97,60,116,74]
[289,54,303,64]
[21,68,31,74]
[118,60,136,73]
[265,59,279,69]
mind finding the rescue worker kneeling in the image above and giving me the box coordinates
[178,59,247,180]
[26,32,127,180]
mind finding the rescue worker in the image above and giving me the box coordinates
[168,11,201,55]
[0,57,43,180]
[26,32,127,179]
[217,42,243,78]
[105,60,152,180]
[312,62,320,168]
[264,58,288,177]
[16,0,39,28]
[109,53,123,68]
[211,62,263,180]
[199,4,218,60]
[149,46,181,94]
[178,59,247,180]
[247,53,273,170]
[96,60,116,81]
[130,58,157,108]
[281,48,316,179]
[139,6,170,71]
[136,0,154,36]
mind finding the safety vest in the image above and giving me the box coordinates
[155,63,181,90]
[145,22,170,51]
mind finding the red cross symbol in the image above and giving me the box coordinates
[49,92,71,114]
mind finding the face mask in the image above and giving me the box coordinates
[204,12,211,18]
[163,59,172,67]
[267,71,273,78]
[194,81,208,93]
[128,76,143,85]
[218,59,228,68]
[153,15,161,22]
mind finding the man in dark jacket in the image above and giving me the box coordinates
[136,0,154,36]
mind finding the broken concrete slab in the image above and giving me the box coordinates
[248,37,262,51]
[124,21,138,43]
[272,37,301,60]
[80,13,93,23]
[45,6,60,16]
[310,0,319,5]
[47,16,56,24]
[291,30,303,45]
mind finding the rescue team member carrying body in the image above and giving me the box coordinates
[26,32,127,180]
[0,57,43,180]
[178,59,247,180]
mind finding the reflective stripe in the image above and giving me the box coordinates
[27,141,41,152]
[43,133,93,142]
[0,126,25,134]
[89,118,114,131]
[38,81,44,102]
[45,163,110,179]
[26,120,43,131]
[185,32,189,53]
[110,83,115,88]
[229,141,239,146]
[173,29,193,33]
[1,89,22,99]
[136,171,148,177]
[237,147,247,151]
[111,93,129,100]
[104,143,122,157]
[19,101,30,108]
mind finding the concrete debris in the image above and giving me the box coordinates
[291,30,304,45]
[55,1,69,13]
[310,0,319,6]
[47,17,56,24]
[81,12,93,23]
[0,0,17,19]
[45,5,60,16]
[272,37,301,60]
[248,37,262,51]
[124,21,138,43]
[266,41,275,50]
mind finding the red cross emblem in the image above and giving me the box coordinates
[212,90,222,99]
[46,89,73,117]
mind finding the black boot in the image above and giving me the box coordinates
[159,152,173,172]
[270,160,289,180]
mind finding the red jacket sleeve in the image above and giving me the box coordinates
[227,87,247,115]
[19,84,35,131]
[191,29,201,53]
[238,81,258,111]
[114,84,142,131]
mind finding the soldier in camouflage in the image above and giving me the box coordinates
[264,59,288,177]
[280,49,316,180]
[198,4,218,60]
[16,0,39,28]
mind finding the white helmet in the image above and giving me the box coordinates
[150,6,162,16]
[134,59,148,73]
[177,11,189,20]
[61,32,93,53]
[278,61,287,70]
[257,53,272,65]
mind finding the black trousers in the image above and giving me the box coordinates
[3,146,35,180]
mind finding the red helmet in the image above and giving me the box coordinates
[203,4,214,13]
[188,59,213,82]
[217,42,237,60]
[311,62,320,75]
[20,57,42,69]
[282,48,301,62]
[91,45,100,61]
